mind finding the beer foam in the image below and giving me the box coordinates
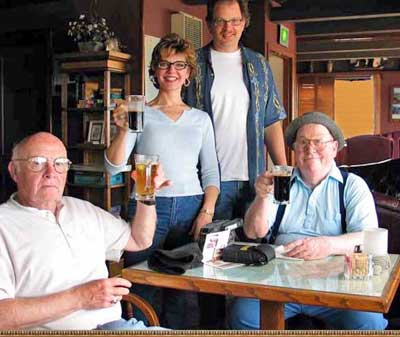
[128,102,144,111]
[273,172,291,177]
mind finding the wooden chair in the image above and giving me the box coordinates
[108,259,160,326]
[122,293,160,326]
[336,135,393,166]
[335,135,395,195]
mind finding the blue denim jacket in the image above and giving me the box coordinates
[184,43,287,189]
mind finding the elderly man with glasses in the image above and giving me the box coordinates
[229,112,388,330]
[0,132,171,330]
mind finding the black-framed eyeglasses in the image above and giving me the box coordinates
[213,17,244,27]
[157,60,189,71]
[293,138,334,152]
[12,156,72,173]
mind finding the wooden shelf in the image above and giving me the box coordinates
[67,107,107,113]
[67,182,127,189]
[69,143,106,151]
[59,51,132,216]
[57,51,132,73]
[56,51,131,63]
[70,163,132,172]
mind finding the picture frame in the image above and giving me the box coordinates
[100,122,118,144]
[390,86,400,120]
[87,120,104,144]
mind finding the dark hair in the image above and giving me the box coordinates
[148,33,196,89]
[206,0,250,28]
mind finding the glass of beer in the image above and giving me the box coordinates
[272,165,294,204]
[127,95,145,133]
[134,154,159,202]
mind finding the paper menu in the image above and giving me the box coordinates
[202,229,231,263]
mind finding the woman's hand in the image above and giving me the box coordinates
[112,103,129,132]
[190,212,213,240]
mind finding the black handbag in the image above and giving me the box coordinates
[221,243,276,266]
[198,218,243,250]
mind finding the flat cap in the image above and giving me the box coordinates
[284,111,345,150]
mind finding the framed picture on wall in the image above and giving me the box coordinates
[87,120,104,144]
[390,86,400,120]
[100,122,118,144]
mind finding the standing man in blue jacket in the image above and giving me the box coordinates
[184,0,287,328]
[185,0,287,223]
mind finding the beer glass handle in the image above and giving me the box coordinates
[145,164,151,190]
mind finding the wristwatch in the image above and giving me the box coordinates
[200,208,214,216]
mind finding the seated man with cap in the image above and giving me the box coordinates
[229,112,387,330]
[0,132,171,330]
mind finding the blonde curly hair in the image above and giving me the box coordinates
[149,33,197,89]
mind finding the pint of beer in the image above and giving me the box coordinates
[134,154,159,202]
[272,165,294,204]
[127,95,144,133]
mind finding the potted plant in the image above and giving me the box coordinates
[67,14,115,52]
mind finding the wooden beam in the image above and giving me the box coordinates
[270,1,400,23]
[0,0,77,33]
[298,49,400,61]
[298,39,400,54]
[297,17,400,38]
[182,0,207,4]
[182,0,258,3]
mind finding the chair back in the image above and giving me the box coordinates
[336,135,393,166]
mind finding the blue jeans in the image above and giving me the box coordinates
[214,181,254,221]
[96,318,168,330]
[229,297,388,330]
[124,195,203,329]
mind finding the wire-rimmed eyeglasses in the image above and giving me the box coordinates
[213,17,244,27]
[12,156,72,173]
[157,60,189,71]
[293,138,334,152]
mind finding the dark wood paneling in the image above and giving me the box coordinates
[298,49,400,61]
[241,0,265,55]
[298,39,400,54]
[297,17,400,38]
[0,0,77,33]
[270,1,400,23]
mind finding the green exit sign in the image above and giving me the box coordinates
[279,24,289,47]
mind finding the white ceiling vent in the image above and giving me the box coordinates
[171,12,203,50]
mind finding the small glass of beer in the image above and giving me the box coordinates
[127,95,145,133]
[134,154,159,202]
[272,165,294,204]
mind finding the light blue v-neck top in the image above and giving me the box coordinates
[105,106,220,197]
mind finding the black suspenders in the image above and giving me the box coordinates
[268,169,349,244]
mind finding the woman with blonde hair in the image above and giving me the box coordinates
[105,33,219,328]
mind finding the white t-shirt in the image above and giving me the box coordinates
[210,48,250,181]
[0,195,131,330]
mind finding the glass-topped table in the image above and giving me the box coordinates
[122,254,400,329]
